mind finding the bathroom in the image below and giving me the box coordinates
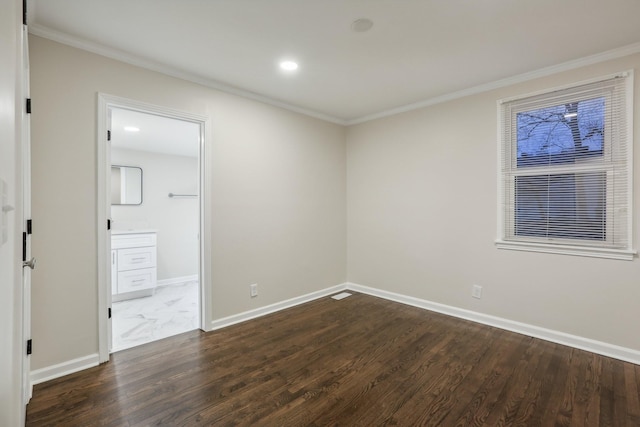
[109,107,201,352]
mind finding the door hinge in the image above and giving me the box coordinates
[26,98,31,114]
[26,219,32,235]
[107,219,111,230]
[26,339,32,355]
[108,308,112,319]
[107,130,111,141]
[22,232,26,262]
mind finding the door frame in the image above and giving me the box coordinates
[96,93,212,362]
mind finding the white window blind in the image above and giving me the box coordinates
[497,72,634,260]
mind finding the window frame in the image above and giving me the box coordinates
[496,71,635,261]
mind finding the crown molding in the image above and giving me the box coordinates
[28,23,640,127]
[27,24,348,126]
[346,41,640,125]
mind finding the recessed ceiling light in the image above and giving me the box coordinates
[280,61,299,71]
[124,126,140,132]
[352,18,373,32]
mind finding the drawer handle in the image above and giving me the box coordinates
[131,279,146,285]
[130,257,146,262]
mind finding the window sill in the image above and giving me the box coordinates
[495,240,636,261]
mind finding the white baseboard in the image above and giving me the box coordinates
[33,280,639,385]
[210,283,347,331]
[346,282,640,365]
[30,353,100,386]
[30,284,348,385]
[157,274,199,287]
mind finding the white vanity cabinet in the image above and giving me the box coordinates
[111,230,157,301]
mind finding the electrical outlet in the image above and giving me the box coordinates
[250,283,258,297]
[472,284,482,299]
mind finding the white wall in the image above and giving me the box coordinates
[111,148,199,281]
[0,0,24,424]
[347,53,640,352]
[29,29,640,380]
[29,36,347,371]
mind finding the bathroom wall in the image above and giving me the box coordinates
[111,147,199,281]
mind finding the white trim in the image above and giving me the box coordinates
[30,285,348,384]
[346,43,640,125]
[495,240,636,261]
[97,94,212,360]
[209,284,347,331]
[346,282,640,365]
[157,275,199,287]
[30,281,640,383]
[29,24,640,127]
[98,94,208,125]
[496,71,635,260]
[28,24,346,126]
[496,71,630,105]
[496,99,505,244]
[200,117,213,332]
[30,354,100,386]
[96,95,110,363]
[625,72,634,251]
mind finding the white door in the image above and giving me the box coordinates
[0,1,29,424]
[21,22,34,403]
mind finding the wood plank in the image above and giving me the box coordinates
[26,292,639,426]
[624,363,640,426]
[480,336,543,427]
[600,356,615,426]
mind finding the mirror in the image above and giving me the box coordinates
[111,165,143,205]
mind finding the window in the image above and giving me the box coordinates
[497,72,634,260]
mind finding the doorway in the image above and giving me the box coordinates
[97,94,210,360]
[109,107,201,351]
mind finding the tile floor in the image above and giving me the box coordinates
[111,280,199,352]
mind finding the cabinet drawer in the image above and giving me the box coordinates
[117,268,156,293]
[117,247,157,271]
[112,233,157,249]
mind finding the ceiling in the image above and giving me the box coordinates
[29,0,640,125]
[111,108,200,158]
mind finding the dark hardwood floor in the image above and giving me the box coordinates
[26,292,640,426]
